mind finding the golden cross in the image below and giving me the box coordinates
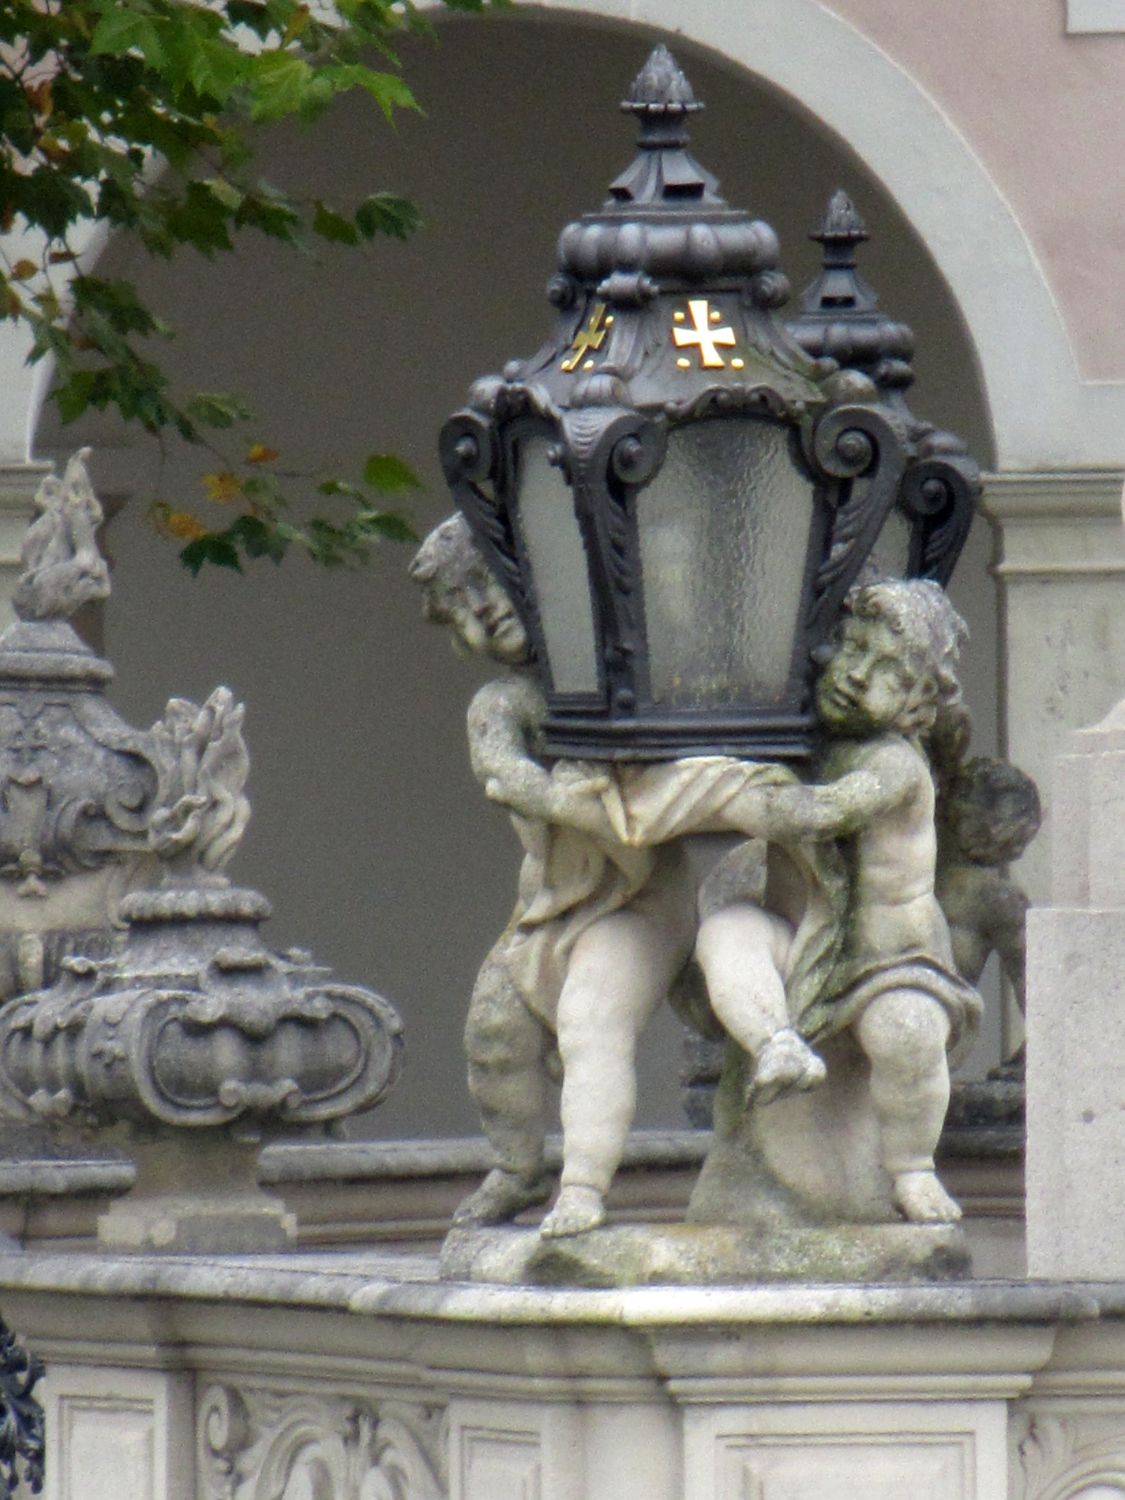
[561,302,612,372]
[672,299,736,369]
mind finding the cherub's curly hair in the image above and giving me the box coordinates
[843,578,968,734]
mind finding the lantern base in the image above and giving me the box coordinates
[540,710,816,763]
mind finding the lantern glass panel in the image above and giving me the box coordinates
[637,420,815,707]
[516,435,600,694]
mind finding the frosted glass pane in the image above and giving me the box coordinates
[870,499,912,580]
[637,421,815,707]
[516,436,599,693]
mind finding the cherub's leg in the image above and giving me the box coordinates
[855,989,960,1223]
[454,947,553,1227]
[542,908,684,1238]
[694,903,825,1106]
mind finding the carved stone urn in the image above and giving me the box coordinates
[0,455,405,1251]
[0,873,403,1251]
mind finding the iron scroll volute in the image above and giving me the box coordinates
[805,401,909,633]
[900,449,979,585]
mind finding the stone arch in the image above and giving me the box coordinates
[422,0,1122,472]
[11,0,1111,469]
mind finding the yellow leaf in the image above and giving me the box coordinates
[246,443,279,464]
[25,79,52,116]
[10,260,37,281]
[282,5,311,44]
[156,508,208,541]
[202,471,243,504]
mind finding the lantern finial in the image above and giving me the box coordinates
[813,188,869,261]
[609,47,721,208]
[622,45,702,119]
[790,187,915,397]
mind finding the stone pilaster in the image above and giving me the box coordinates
[983,470,1125,906]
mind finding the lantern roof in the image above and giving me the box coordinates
[469,47,840,426]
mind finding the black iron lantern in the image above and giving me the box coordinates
[441,47,979,762]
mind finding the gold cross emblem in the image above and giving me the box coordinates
[561,302,613,372]
[672,299,736,369]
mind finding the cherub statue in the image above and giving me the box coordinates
[148,687,251,878]
[603,579,982,1224]
[13,449,110,622]
[410,515,699,1238]
[935,753,1040,1072]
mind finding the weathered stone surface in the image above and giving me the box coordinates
[1026,696,1125,1279]
[440,1220,969,1287]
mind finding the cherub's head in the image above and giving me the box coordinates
[943,757,1041,866]
[815,579,967,737]
[409,513,530,665]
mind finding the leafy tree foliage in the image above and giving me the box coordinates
[0,0,501,570]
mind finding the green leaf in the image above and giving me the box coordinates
[355,192,421,241]
[186,392,253,429]
[358,510,418,542]
[249,52,314,122]
[363,452,421,491]
[89,10,166,67]
[312,201,360,245]
[231,513,289,562]
[180,534,244,574]
[322,63,418,121]
[317,478,364,498]
[53,369,98,425]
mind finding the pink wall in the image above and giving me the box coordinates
[826,0,1125,380]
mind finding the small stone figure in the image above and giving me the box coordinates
[411,515,698,1238]
[607,579,981,1224]
[12,447,109,623]
[935,753,1040,1070]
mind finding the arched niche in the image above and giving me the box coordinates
[34,11,1004,1133]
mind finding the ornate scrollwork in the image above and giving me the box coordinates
[0,1315,44,1498]
[900,447,980,585]
[198,1384,444,1500]
[806,403,908,631]
[1012,1411,1125,1500]
[440,408,535,633]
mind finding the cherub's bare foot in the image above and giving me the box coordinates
[539,1185,605,1238]
[452,1168,551,1227]
[893,1169,962,1223]
[747,1028,827,1107]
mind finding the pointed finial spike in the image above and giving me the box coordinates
[812,188,868,247]
[623,44,703,115]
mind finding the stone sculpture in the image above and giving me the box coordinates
[934,740,1040,1074]
[418,516,984,1281]
[411,514,698,1238]
[0,450,158,1002]
[0,455,404,1252]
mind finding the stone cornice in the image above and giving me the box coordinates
[982,470,1125,522]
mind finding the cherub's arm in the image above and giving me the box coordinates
[985,880,1030,1011]
[697,742,922,843]
[467,678,614,836]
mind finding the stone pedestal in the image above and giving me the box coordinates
[1026,697,1125,1277]
[96,1132,296,1254]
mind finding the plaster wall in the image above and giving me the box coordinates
[825,0,1125,382]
